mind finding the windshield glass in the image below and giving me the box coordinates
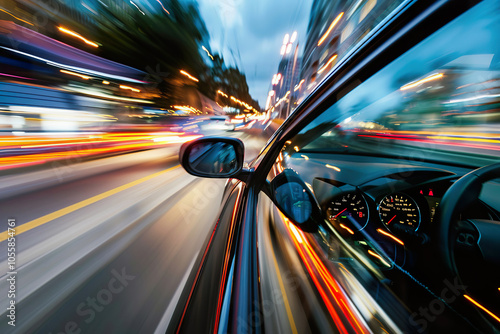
[296,0,500,168]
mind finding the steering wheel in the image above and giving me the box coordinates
[438,162,500,274]
[437,162,500,329]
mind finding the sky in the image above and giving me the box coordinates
[197,0,313,107]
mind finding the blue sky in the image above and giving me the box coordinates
[197,0,312,106]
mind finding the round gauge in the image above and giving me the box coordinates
[327,192,369,229]
[378,193,421,231]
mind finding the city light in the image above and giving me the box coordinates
[317,55,338,74]
[60,69,90,80]
[119,85,140,92]
[376,229,404,246]
[272,73,282,85]
[102,81,110,85]
[217,90,257,112]
[281,32,297,55]
[326,164,341,172]
[180,70,199,82]
[0,8,33,26]
[283,33,290,45]
[57,27,99,47]
[130,1,145,15]
[400,72,444,91]
[339,223,354,235]
[367,249,391,267]
[294,79,305,91]
[156,0,170,14]
[202,46,214,60]
[217,90,228,98]
[464,295,500,323]
[318,12,344,46]
[172,105,202,114]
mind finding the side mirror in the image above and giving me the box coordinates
[270,168,322,232]
[179,137,246,179]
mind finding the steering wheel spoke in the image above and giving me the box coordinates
[466,219,500,266]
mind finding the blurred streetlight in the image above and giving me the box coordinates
[180,70,199,82]
[58,27,99,47]
[280,31,297,56]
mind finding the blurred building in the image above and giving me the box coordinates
[300,0,404,100]
[270,36,303,120]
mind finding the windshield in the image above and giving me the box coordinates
[296,0,500,168]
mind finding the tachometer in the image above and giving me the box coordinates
[327,192,369,230]
[378,193,420,231]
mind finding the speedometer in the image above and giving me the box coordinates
[327,192,369,230]
[378,193,421,231]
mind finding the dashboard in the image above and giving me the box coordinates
[281,152,500,268]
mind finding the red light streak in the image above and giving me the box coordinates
[280,214,367,333]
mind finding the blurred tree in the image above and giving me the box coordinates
[6,0,261,110]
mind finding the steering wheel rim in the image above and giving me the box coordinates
[438,162,500,276]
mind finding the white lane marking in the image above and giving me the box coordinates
[153,253,199,334]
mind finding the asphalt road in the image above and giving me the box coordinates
[0,130,266,334]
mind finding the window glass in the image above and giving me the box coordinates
[269,1,500,332]
[297,0,500,167]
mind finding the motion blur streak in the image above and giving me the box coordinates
[0,165,180,242]
[463,295,500,323]
[358,133,500,152]
[376,229,404,246]
[0,136,249,333]
[0,8,33,25]
[318,12,344,46]
[0,132,201,170]
[281,215,368,334]
[400,73,444,91]
[57,27,99,47]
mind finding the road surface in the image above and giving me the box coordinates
[0,131,265,334]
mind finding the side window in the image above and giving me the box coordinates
[265,1,500,333]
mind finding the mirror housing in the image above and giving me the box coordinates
[270,168,322,232]
[179,137,248,180]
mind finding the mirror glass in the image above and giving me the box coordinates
[188,141,239,175]
[275,182,312,224]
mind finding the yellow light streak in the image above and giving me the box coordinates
[0,165,180,242]
[428,136,500,144]
[294,79,305,91]
[0,8,34,26]
[339,223,354,235]
[156,0,170,14]
[202,46,214,60]
[58,26,99,47]
[318,12,344,46]
[464,295,500,323]
[326,164,341,172]
[180,70,199,82]
[119,85,140,92]
[367,249,390,267]
[289,223,303,243]
[318,55,338,74]
[60,69,90,80]
[400,73,444,91]
[376,229,404,246]
[102,80,110,85]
